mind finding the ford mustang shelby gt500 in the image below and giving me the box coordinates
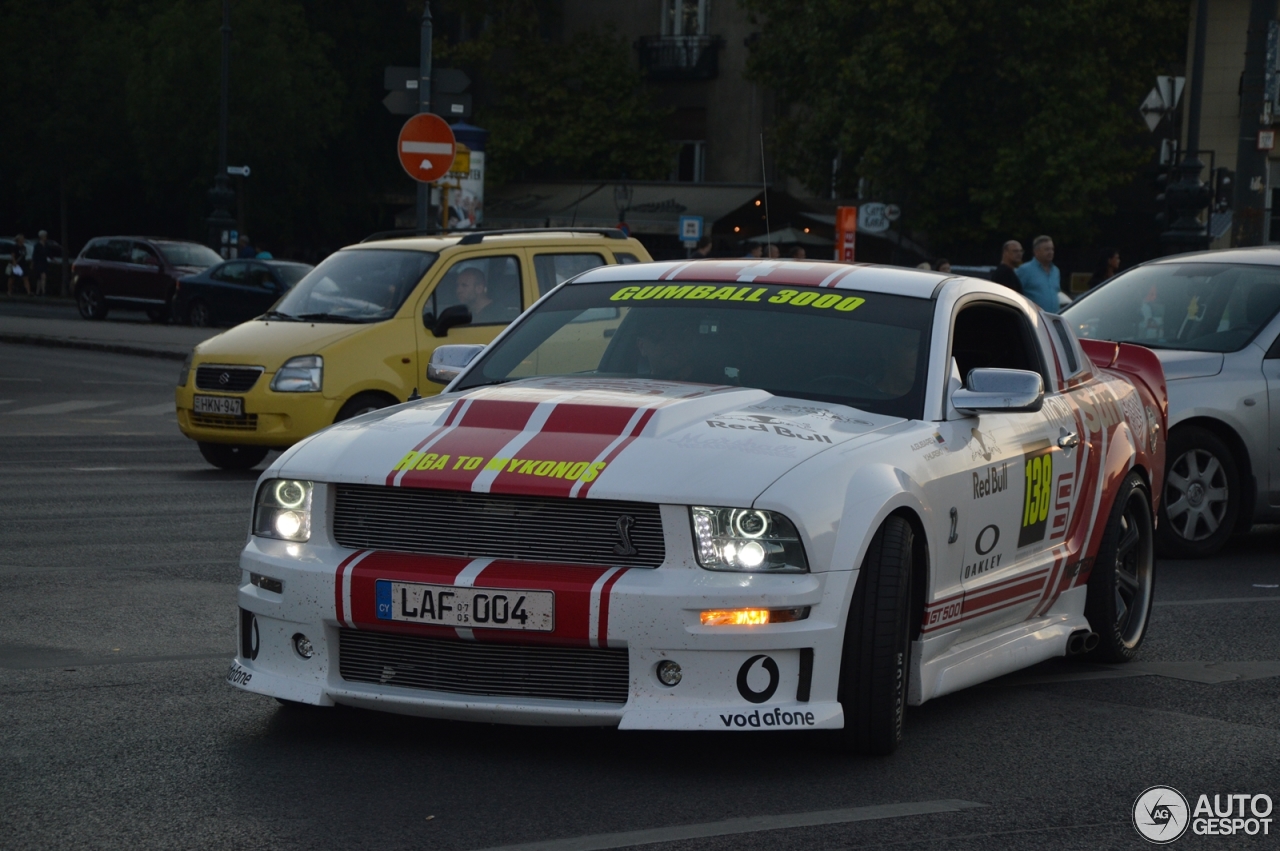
[229,259,1167,754]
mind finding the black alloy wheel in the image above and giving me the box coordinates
[835,514,915,755]
[1086,471,1155,662]
[76,284,107,320]
[187,300,211,328]
[1156,426,1239,559]
[197,442,269,471]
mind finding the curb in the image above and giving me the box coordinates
[0,333,189,361]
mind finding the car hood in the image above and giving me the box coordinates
[277,377,904,506]
[192,319,371,369]
[1152,349,1224,380]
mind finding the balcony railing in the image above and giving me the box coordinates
[635,35,724,81]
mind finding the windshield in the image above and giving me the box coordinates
[156,242,223,268]
[1064,262,1280,353]
[273,249,437,322]
[455,280,933,419]
[273,263,312,288]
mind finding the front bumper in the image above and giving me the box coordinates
[229,505,852,731]
[176,378,338,447]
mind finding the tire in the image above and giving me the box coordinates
[835,515,915,756]
[1086,471,1155,663]
[187,299,211,328]
[1156,426,1239,559]
[146,305,170,323]
[197,441,269,470]
[335,392,396,423]
[76,283,107,320]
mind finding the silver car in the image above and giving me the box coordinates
[1063,248,1280,558]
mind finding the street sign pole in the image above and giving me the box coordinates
[417,2,433,235]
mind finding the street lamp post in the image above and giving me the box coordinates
[206,0,236,254]
[1161,0,1212,254]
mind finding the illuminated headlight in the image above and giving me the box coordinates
[177,352,192,387]
[690,507,808,572]
[270,355,323,392]
[253,479,314,542]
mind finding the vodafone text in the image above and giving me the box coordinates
[720,708,816,728]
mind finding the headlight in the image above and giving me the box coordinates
[178,352,192,387]
[270,355,323,392]
[690,507,808,572]
[253,479,314,542]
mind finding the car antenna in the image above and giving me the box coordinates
[407,387,421,401]
[760,134,772,256]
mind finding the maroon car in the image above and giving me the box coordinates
[73,237,223,322]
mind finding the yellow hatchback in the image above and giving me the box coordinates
[175,229,651,468]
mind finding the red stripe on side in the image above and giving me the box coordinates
[962,576,1048,616]
[576,407,658,498]
[333,549,367,628]
[597,568,628,647]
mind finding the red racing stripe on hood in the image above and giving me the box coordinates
[393,399,540,491]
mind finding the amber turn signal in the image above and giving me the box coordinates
[699,607,808,626]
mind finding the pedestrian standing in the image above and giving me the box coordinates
[237,234,256,259]
[691,236,713,259]
[934,258,952,273]
[32,230,50,296]
[7,233,29,296]
[1015,235,1062,312]
[790,246,806,260]
[767,243,781,259]
[991,240,1023,294]
[743,243,763,259]
[1087,247,1120,289]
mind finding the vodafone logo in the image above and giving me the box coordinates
[735,654,779,704]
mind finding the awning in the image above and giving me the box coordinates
[746,226,831,246]
[484,182,766,236]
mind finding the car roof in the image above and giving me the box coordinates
[1144,246,1280,266]
[354,230,640,253]
[571,259,949,299]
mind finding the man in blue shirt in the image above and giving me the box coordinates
[1016,234,1062,312]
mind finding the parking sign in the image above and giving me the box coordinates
[679,215,704,247]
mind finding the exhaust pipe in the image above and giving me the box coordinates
[1066,628,1097,656]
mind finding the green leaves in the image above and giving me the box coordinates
[742,0,1184,246]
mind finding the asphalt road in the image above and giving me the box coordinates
[1,343,1278,851]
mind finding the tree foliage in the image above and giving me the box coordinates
[437,0,672,185]
[742,0,1186,246]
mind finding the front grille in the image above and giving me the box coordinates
[339,629,630,703]
[190,412,258,431]
[333,484,665,568]
[196,365,263,392]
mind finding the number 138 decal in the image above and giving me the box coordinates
[1019,445,1053,547]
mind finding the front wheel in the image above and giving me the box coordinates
[835,515,915,755]
[1156,426,1238,559]
[76,284,108,320]
[197,442,269,470]
[187,299,211,327]
[335,392,396,422]
[1086,471,1155,663]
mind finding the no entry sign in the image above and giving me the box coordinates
[397,114,456,183]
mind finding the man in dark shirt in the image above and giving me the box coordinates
[991,240,1023,294]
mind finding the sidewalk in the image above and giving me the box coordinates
[0,312,218,361]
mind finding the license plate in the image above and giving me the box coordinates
[375,580,554,632]
[194,395,244,416]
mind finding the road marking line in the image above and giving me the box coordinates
[0,377,41,382]
[5,400,119,415]
[468,800,987,851]
[111,403,176,417]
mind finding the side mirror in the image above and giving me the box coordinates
[428,344,484,384]
[951,368,1044,414]
[424,303,473,337]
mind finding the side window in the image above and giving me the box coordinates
[81,240,105,261]
[428,255,523,326]
[532,253,606,296]
[614,252,642,265]
[104,239,133,263]
[950,302,1046,387]
[248,263,276,289]
[1049,316,1082,376]
[130,243,160,266]
[211,261,249,283]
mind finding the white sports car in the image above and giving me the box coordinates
[228,259,1167,754]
